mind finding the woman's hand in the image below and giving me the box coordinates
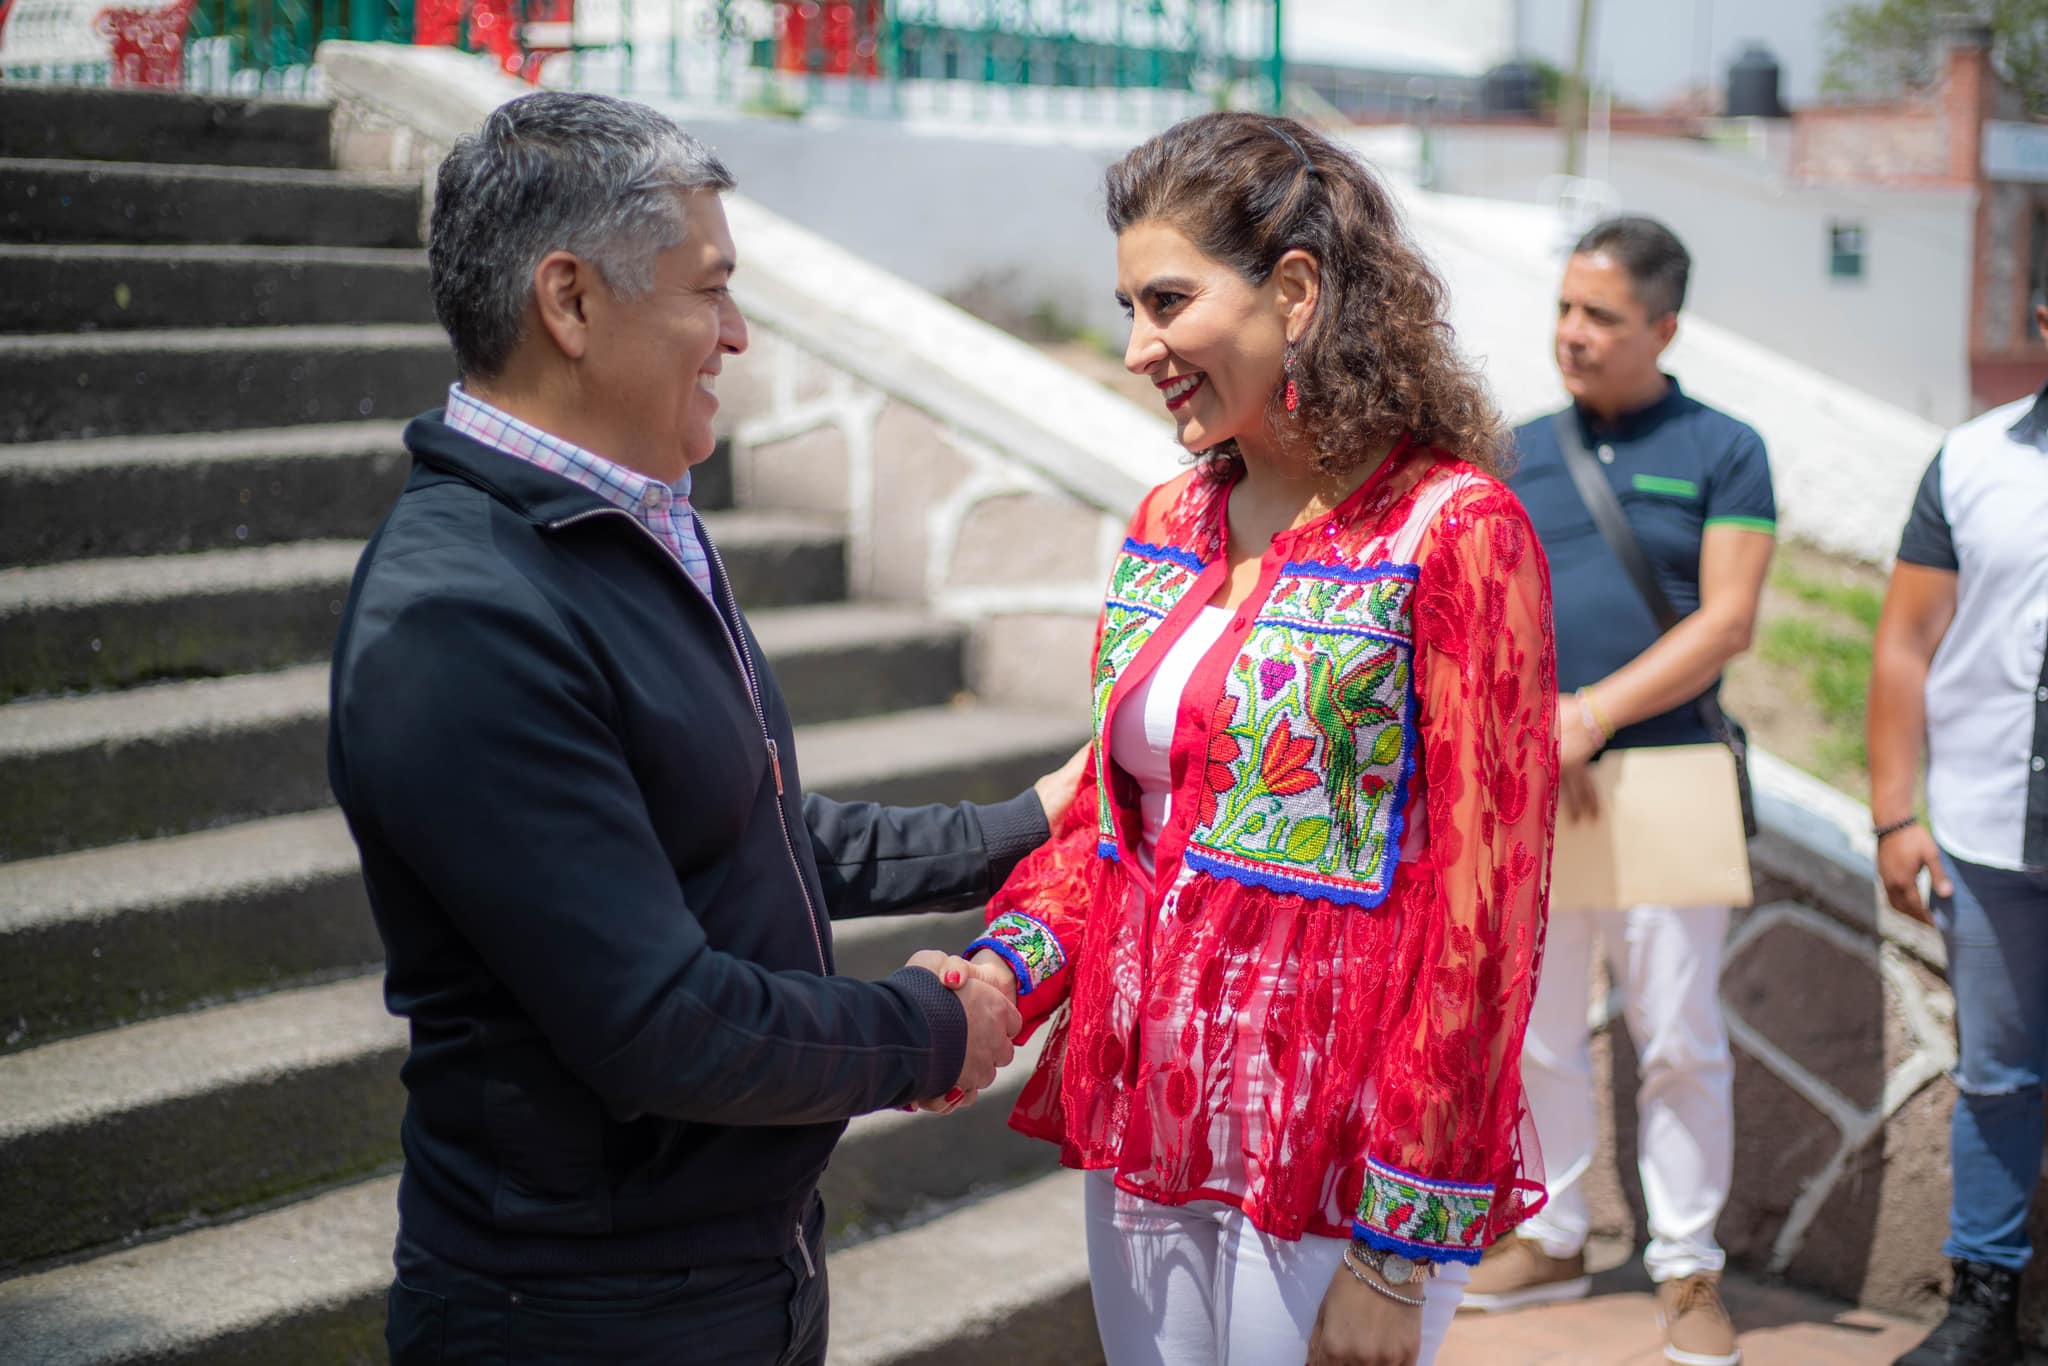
[1554,695,1602,824]
[1306,1262,1423,1366]
[902,949,1024,1113]
[1032,742,1091,829]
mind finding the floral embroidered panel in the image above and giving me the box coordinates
[1184,560,1418,909]
[1092,539,1203,852]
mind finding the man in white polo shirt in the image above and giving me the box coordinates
[1867,300,2048,1366]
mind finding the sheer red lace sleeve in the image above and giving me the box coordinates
[1351,480,1558,1263]
[966,745,1101,1028]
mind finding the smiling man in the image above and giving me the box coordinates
[1465,216,1775,1366]
[327,93,1075,1365]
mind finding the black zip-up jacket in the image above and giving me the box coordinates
[328,412,1049,1277]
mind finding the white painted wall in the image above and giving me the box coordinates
[665,110,1137,341]
[1282,0,1515,76]
[1425,125,1978,425]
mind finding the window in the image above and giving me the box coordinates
[1829,222,1865,280]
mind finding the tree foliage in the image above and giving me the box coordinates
[1822,0,2048,115]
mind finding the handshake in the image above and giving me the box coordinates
[903,947,1023,1115]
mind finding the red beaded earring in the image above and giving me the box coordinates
[1283,342,1300,414]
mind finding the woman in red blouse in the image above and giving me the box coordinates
[952,114,1559,1366]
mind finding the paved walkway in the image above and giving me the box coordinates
[1437,1247,1936,1366]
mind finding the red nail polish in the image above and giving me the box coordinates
[943,969,963,987]
[944,1087,964,1104]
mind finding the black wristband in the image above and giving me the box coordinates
[1873,814,1919,841]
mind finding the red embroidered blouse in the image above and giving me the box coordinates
[967,439,1559,1264]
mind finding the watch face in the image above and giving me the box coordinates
[1380,1253,1418,1284]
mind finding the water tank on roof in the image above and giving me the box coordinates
[1482,61,1541,116]
[1726,43,1786,118]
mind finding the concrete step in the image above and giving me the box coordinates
[0,157,420,248]
[0,1174,396,1366]
[705,509,848,607]
[747,603,964,726]
[0,325,456,443]
[0,87,333,169]
[0,974,404,1274]
[797,700,1087,810]
[0,810,378,1055]
[0,426,739,566]
[0,243,433,332]
[827,1170,1097,1366]
[828,906,983,989]
[0,541,359,702]
[0,424,410,566]
[0,1159,1086,1366]
[0,665,334,862]
[0,545,941,702]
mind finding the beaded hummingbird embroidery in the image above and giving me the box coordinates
[1182,560,1419,908]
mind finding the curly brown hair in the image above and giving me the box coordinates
[1104,112,1508,479]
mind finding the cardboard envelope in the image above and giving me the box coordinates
[1548,743,1754,912]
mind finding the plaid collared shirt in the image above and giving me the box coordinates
[445,384,714,599]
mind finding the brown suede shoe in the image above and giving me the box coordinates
[1457,1237,1592,1312]
[1657,1273,1742,1365]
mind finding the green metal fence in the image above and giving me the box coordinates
[0,0,1280,121]
[568,0,1284,123]
[180,0,412,88]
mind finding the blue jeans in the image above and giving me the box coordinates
[1937,850,2048,1272]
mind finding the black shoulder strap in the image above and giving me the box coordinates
[1553,410,1680,631]
[1551,409,1734,735]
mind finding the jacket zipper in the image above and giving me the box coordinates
[794,1218,817,1278]
[547,507,831,977]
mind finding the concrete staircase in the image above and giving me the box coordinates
[0,85,1097,1364]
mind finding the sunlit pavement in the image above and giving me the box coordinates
[1437,1242,1943,1366]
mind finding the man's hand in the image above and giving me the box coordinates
[902,950,1020,1113]
[1032,742,1091,830]
[1555,697,1602,824]
[1877,822,1951,924]
[1306,1261,1422,1366]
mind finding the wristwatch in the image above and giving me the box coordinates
[1350,1241,1425,1286]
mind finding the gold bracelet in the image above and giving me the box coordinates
[1576,686,1616,742]
[1340,1246,1426,1307]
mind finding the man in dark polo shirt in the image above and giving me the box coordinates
[1462,217,1775,1366]
[1868,298,2048,1366]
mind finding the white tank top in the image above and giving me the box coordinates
[1108,606,1234,873]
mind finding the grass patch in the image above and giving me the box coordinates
[1757,560,1880,781]
[1772,572,1883,633]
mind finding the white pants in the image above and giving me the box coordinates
[1085,1171,1469,1366]
[1516,903,1734,1282]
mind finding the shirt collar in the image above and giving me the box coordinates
[2007,380,2048,448]
[1577,374,1685,443]
[444,384,694,510]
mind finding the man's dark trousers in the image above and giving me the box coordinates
[387,1194,828,1366]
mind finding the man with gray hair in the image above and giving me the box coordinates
[328,92,1079,1363]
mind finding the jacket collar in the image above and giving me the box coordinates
[403,409,620,528]
[2007,381,2048,448]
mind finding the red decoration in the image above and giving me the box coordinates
[413,0,573,82]
[776,0,882,77]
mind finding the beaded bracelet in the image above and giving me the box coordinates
[1873,814,1919,841]
[1340,1246,1426,1308]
